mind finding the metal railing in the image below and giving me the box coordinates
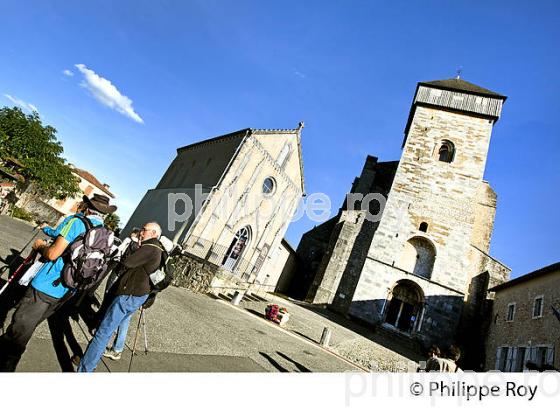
[184,236,254,280]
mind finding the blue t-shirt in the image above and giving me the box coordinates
[32,214,103,299]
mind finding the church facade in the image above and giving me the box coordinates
[123,125,304,293]
[296,78,510,363]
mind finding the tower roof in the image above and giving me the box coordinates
[419,78,506,100]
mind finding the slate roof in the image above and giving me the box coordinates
[419,78,506,99]
[176,126,306,195]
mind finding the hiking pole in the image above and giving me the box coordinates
[0,251,37,297]
[0,227,41,276]
[141,308,148,354]
[128,309,143,372]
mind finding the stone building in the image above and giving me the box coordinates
[48,165,115,219]
[15,165,115,225]
[485,262,560,371]
[123,125,304,294]
[295,78,510,364]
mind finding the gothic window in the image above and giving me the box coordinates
[276,143,292,169]
[438,140,455,163]
[399,237,436,279]
[222,226,251,273]
[419,222,428,232]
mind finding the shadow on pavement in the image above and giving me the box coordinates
[288,301,423,362]
[259,352,289,372]
[292,330,318,344]
[276,351,311,372]
[245,308,266,319]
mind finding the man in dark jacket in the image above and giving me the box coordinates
[77,222,163,372]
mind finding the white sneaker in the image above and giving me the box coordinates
[102,349,122,361]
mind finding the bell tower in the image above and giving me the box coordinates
[342,77,509,348]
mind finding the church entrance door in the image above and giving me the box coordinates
[383,280,424,334]
[222,227,250,272]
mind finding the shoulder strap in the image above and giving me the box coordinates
[74,214,93,232]
[143,243,164,252]
[143,242,167,268]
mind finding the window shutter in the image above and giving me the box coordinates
[495,348,503,371]
[546,347,555,366]
[506,347,514,372]
[510,347,518,372]
[523,348,531,371]
[530,347,538,363]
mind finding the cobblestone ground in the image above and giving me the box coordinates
[238,293,422,372]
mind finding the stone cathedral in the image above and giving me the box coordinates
[296,78,511,366]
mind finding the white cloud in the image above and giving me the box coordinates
[75,63,144,124]
[3,94,38,113]
[63,69,74,77]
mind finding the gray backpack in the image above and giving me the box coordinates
[57,215,115,291]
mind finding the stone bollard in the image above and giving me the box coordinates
[319,327,332,347]
[231,291,243,306]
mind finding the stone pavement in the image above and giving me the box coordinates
[236,293,422,371]
[0,215,419,373]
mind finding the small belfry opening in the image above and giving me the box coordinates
[383,280,425,333]
[438,140,455,163]
[419,222,428,232]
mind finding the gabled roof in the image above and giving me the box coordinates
[419,78,507,99]
[177,129,249,153]
[71,167,115,198]
[489,262,560,292]
[176,125,306,195]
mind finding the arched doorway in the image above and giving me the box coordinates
[222,226,251,272]
[383,280,425,333]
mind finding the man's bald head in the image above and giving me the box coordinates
[140,222,162,241]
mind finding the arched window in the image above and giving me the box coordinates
[399,237,436,279]
[276,143,292,169]
[438,140,455,163]
[222,226,251,272]
[419,222,428,232]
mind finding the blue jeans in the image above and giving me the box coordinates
[77,294,148,372]
[111,315,132,353]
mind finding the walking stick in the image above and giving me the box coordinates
[0,251,37,297]
[128,308,144,372]
[142,308,148,354]
[0,227,41,276]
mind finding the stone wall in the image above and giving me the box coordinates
[485,267,560,371]
[16,191,64,225]
[347,257,465,348]
[169,253,217,294]
[290,216,337,299]
[305,158,397,307]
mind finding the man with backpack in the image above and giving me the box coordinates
[77,222,164,372]
[100,234,175,361]
[0,194,117,372]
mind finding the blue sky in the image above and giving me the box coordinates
[1,1,558,279]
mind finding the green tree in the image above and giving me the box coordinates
[0,107,80,199]
[104,213,120,232]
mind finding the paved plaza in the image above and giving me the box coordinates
[0,215,419,372]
